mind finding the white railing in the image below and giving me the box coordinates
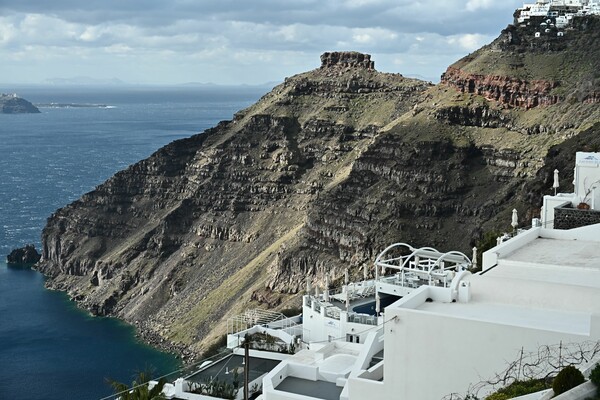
[227,309,299,336]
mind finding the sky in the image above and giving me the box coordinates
[0,0,524,85]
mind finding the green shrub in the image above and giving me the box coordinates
[485,379,547,399]
[553,365,585,395]
[475,231,501,269]
[486,393,509,400]
[590,363,600,397]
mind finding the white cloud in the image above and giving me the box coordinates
[466,0,496,12]
[0,1,524,84]
[0,19,16,45]
[344,0,389,8]
[353,33,373,44]
[104,44,133,54]
[447,33,493,51]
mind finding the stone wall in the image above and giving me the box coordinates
[554,206,600,230]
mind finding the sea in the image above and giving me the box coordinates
[0,84,266,400]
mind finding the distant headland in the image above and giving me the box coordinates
[0,93,40,114]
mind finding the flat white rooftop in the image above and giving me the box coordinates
[415,301,591,335]
[502,237,600,269]
[488,237,600,289]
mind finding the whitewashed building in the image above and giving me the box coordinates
[516,0,600,26]
[159,154,600,400]
[259,153,600,400]
[541,152,600,229]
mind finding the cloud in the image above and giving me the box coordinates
[447,33,494,51]
[0,0,524,84]
[466,0,496,12]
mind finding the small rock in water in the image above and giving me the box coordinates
[7,244,42,265]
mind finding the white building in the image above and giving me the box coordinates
[541,152,600,229]
[259,154,600,400]
[516,0,600,26]
[160,153,600,400]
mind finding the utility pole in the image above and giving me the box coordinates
[244,340,250,400]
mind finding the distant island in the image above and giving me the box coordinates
[35,103,114,109]
[0,93,40,114]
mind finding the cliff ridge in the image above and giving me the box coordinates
[37,37,600,360]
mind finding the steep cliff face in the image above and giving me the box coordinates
[38,26,600,360]
[38,52,432,357]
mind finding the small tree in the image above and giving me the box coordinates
[190,375,239,400]
[475,231,501,268]
[552,365,585,395]
[108,371,167,400]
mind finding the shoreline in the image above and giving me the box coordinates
[38,269,202,366]
[133,319,201,364]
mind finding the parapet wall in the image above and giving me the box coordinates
[554,206,600,230]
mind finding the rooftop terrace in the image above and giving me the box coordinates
[415,298,591,335]
[275,377,343,400]
[486,234,600,289]
[186,354,280,387]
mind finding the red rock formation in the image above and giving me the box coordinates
[584,91,600,104]
[441,67,561,109]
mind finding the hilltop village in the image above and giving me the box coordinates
[516,0,600,36]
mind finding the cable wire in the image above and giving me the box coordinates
[98,346,237,400]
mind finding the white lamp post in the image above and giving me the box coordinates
[553,169,560,196]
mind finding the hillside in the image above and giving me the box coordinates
[37,18,600,360]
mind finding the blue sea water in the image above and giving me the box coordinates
[0,85,265,399]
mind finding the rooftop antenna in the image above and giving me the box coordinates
[345,269,350,311]
[324,270,330,302]
[553,169,560,196]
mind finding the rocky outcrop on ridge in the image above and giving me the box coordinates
[37,38,600,361]
[320,51,375,70]
[0,93,40,114]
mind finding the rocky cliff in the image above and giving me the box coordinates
[37,20,600,361]
[7,244,41,264]
[441,16,600,109]
[0,93,40,114]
